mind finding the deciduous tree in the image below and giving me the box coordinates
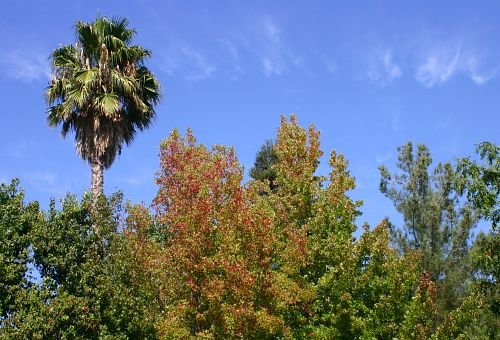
[150,129,301,338]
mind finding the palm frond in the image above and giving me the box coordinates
[110,17,135,43]
[47,16,161,170]
[75,21,100,63]
[75,68,100,86]
[51,45,79,69]
[45,78,69,105]
[67,85,89,108]
[47,106,63,127]
[109,69,138,95]
[93,93,120,117]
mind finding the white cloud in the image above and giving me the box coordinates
[263,19,282,45]
[0,49,50,82]
[415,46,460,87]
[181,47,216,81]
[159,44,216,82]
[382,51,403,80]
[258,17,302,77]
[154,14,305,80]
[221,17,309,78]
[218,39,244,76]
[260,18,287,76]
[466,55,496,85]
[415,44,498,87]
[367,48,402,85]
[262,56,286,77]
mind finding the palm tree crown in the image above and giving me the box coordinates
[46,16,161,198]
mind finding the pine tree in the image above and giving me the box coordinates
[379,142,479,319]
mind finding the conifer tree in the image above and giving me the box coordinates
[379,142,478,319]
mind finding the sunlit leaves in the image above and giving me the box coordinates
[150,128,291,338]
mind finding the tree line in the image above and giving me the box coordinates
[0,16,498,338]
[1,117,498,338]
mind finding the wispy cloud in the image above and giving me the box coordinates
[258,17,303,77]
[466,55,497,85]
[260,18,288,76]
[0,49,50,82]
[149,10,306,81]
[367,48,402,85]
[160,44,216,82]
[375,152,392,164]
[415,45,460,87]
[322,56,337,75]
[218,39,244,77]
[181,47,216,82]
[263,18,281,45]
[24,171,71,196]
[262,56,286,77]
[415,44,496,87]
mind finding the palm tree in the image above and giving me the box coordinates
[46,16,161,202]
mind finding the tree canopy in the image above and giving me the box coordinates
[1,117,496,338]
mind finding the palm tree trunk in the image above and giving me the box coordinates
[91,154,104,204]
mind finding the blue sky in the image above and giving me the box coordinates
[1,0,499,228]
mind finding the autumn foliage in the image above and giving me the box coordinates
[145,128,297,337]
[1,116,489,338]
[121,116,485,338]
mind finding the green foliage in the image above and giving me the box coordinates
[2,119,491,338]
[456,142,499,282]
[254,117,442,338]
[306,222,425,339]
[0,179,40,319]
[456,142,499,228]
[250,139,279,191]
[0,190,159,339]
[432,292,485,339]
[379,142,479,319]
[46,16,161,167]
[130,117,479,338]
[455,142,499,339]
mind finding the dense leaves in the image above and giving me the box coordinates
[125,116,482,338]
[146,129,297,338]
[456,142,499,338]
[1,118,494,338]
[0,192,158,338]
[0,180,40,319]
[456,142,499,228]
